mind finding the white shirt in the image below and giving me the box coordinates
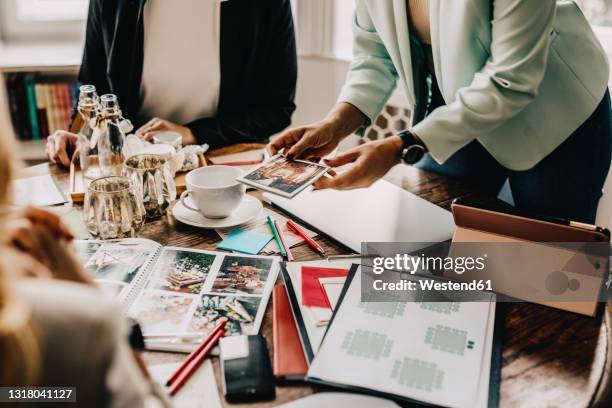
[139,0,221,125]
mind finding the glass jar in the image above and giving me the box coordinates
[83,176,145,239]
[72,85,102,182]
[123,154,177,218]
[97,94,128,176]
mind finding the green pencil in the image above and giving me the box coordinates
[267,215,286,257]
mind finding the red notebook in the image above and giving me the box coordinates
[272,284,308,380]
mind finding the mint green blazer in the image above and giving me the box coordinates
[338,0,609,170]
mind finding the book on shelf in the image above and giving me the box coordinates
[6,74,31,140]
[24,74,40,140]
[4,73,80,141]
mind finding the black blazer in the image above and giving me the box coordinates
[79,0,297,148]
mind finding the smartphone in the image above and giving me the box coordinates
[220,335,276,403]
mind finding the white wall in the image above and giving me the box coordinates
[292,56,408,126]
[292,56,349,127]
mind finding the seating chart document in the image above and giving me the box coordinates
[308,270,495,408]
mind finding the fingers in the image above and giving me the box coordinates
[23,207,73,241]
[323,149,361,168]
[286,132,317,160]
[136,118,166,140]
[268,128,306,156]
[313,161,370,191]
[46,137,56,163]
[7,220,46,261]
[48,131,76,167]
[140,130,161,142]
[312,148,374,190]
[55,146,70,167]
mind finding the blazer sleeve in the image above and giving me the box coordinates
[413,0,556,164]
[70,0,108,126]
[337,1,399,132]
[186,0,297,149]
[78,0,109,95]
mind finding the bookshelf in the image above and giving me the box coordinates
[0,41,81,163]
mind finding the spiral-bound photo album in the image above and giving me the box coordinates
[73,238,280,353]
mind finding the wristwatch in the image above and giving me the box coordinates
[399,130,427,164]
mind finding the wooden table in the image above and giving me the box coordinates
[22,145,605,408]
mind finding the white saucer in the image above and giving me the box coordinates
[173,195,263,229]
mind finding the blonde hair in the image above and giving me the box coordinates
[0,88,39,385]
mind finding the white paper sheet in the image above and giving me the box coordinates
[12,174,67,206]
[308,270,495,408]
[149,361,221,408]
[283,260,360,354]
[318,277,346,309]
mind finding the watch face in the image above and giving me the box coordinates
[403,145,425,164]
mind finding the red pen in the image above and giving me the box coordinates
[168,329,224,396]
[286,220,325,257]
[166,318,227,394]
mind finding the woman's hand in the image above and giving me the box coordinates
[46,130,78,167]
[268,121,345,161]
[313,136,404,190]
[5,207,74,242]
[136,117,196,144]
[268,102,368,161]
[3,208,93,285]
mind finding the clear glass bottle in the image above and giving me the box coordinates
[97,94,128,176]
[71,85,101,181]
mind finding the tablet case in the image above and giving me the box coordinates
[451,198,610,316]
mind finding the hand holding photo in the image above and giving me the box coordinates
[236,154,330,198]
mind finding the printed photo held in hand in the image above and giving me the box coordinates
[236,154,330,198]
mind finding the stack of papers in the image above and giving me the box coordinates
[12,174,67,206]
[217,229,273,255]
[301,266,349,326]
[282,260,359,354]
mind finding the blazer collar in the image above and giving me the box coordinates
[392,0,415,107]
[429,0,444,99]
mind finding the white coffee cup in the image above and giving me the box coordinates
[153,131,183,149]
[180,166,245,219]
